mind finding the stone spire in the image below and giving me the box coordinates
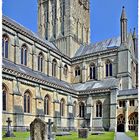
[132,28,137,51]
[120,6,128,45]
[121,6,127,20]
[132,28,136,39]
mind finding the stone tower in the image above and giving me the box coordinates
[120,6,127,45]
[118,7,132,89]
[38,0,90,57]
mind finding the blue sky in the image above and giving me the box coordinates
[2,0,138,43]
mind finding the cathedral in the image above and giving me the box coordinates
[2,0,138,132]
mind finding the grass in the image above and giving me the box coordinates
[2,131,30,140]
[56,132,115,140]
[126,131,138,140]
[2,131,115,140]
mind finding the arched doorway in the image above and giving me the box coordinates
[117,114,125,132]
[117,124,124,132]
[128,112,138,131]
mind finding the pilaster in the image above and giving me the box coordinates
[109,88,118,131]
[14,32,20,64]
[12,78,24,131]
[82,61,87,82]
[97,57,103,80]
[67,95,74,130]
[125,100,129,132]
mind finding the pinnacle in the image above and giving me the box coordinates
[133,28,136,39]
[121,6,127,20]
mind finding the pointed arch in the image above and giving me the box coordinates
[106,59,112,77]
[79,102,85,117]
[90,63,96,80]
[63,64,68,76]
[24,90,32,113]
[38,52,44,72]
[117,114,125,125]
[21,44,28,66]
[117,114,125,132]
[2,83,8,111]
[44,94,51,115]
[128,112,138,130]
[75,65,81,77]
[52,59,57,77]
[60,98,65,116]
[96,100,102,117]
[2,34,9,58]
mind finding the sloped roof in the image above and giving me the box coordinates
[2,59,119,93]
[72,78,119,91]
[74,37,121,57]
[2,15,59,51]
[2,59,73,90]
[118,89,138,96]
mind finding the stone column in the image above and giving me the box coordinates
[14,32,20,64]
[125,100,129,132]
[109,88,118,131]
[59,59,62,80]
[47,51,51,76]
[12,79,24,131]
[67,95,74,130]
[35,86,43,119]
[86,96,92,129]
[32,43,37,71]
[53,91,60,128]
[82,61,87,83]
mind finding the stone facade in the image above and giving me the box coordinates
[2,1,138,132]
[38,0,90,57]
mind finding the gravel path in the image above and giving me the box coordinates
[115,132,132,140]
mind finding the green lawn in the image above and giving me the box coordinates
[56,132,115,140]
[126,131,138,140]
[2,131,115,140]
[2,131,30,140]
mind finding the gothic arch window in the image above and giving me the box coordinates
[128,112,138,130]
[73,101,77,117]
[38,52,44,72]
[52,59,57,77]
[75,66,81,77]
[117,114,125,125]
[44,95,50,115]
[90,63,96,80]
[60,98,65,116]
[106,60,112,77]
[24,91,31,113]
[63,64,68,76]
[79,102,85,117]
[21,44,27,66]
[96,100,102,117]
[2,84,7,111]
[2,34,9,58]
